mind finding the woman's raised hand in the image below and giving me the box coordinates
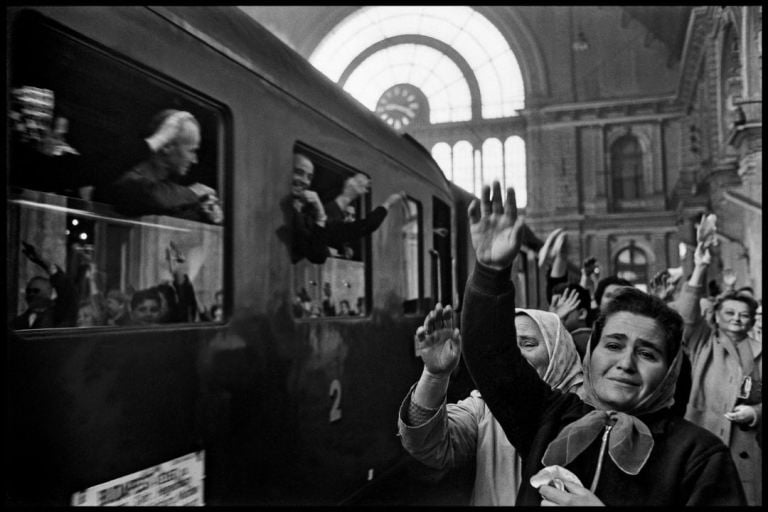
[415,303,461,377]
[468,181,525,270]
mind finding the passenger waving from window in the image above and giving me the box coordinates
[99,110,223,224]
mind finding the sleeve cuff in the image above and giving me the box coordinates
[470,262,514,295]
[407,394,441,426]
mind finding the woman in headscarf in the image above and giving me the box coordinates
[458,182,745,506]
[397,303,583,505]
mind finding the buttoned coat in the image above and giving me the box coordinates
[676,283,762,505]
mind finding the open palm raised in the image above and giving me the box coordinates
[415,303,461,376]
[468,181,525,270]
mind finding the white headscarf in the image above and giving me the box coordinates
[515,308,583,393]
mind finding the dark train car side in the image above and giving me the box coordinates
[7,6,460,506]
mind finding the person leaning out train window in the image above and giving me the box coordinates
[98,110,223,224]
[286,151,331,264]
[457,181,745,506]
[323,172,406,258]
[12,242,78,330]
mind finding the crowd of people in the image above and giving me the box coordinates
[13,241,222,329]
[399,181,761,506]
[292,285,365,319]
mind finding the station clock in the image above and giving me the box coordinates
[375,83,428,131]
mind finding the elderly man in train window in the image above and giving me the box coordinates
[99,109,223,224]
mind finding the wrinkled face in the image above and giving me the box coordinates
[600,284,632,312]
[132,299,162,325]
[516,314,549,378]
[165,120,200,177]
[716,299,754,336]
[292,154,314,198]
[25,277,53,310]
[590,311,668,412]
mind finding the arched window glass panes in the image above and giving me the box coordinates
[309,6,525,121]
[481,138,503,188]
[615,244,648,288]
[504,136,527,208]
[345,44,471,123]
[431,142,452,181]
[453,141,474,193]
[611,134,643,201]
[473,149,483,195]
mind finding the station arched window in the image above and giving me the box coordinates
[504,136,527,208]
[452,141,474,194]
[611,134,643,202]
[615,242,648,288]
[431,142,453,181]
[482,138,503,187]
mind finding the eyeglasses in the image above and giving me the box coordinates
[719,310,753,321]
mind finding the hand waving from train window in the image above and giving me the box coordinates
[415,303,461,377]
[468,181,525,270]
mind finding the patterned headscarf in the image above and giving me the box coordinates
[515,308,583,393]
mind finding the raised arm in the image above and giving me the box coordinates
[398,304,481,470]
[672,242,711,352]
[460,182,554,451]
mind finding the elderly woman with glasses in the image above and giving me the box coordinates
[673,242,761,506]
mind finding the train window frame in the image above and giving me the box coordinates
[399,195,425,317]
[290,143,372,321]
[8,10,231,332]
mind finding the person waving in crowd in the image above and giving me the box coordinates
[397,302,583,505]
[674,240,762,505]
[457,181,745,506]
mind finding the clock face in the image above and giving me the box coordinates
[375,84,424,131]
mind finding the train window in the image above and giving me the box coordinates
[392,197,424,315]
[432,197,453,307]
[8,11,226,330]
[290,145,371,319]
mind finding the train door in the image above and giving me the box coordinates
[432,197,452,307]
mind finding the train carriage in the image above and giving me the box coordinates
[6,6,467,506]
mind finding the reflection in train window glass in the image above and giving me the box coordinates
[8,12,225,329]
[291,146,369,319]
[396,198,423,315]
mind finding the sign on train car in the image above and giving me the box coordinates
[71,451,205,506]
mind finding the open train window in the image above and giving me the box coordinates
[290,144,372,319]
[8,11,226,330]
